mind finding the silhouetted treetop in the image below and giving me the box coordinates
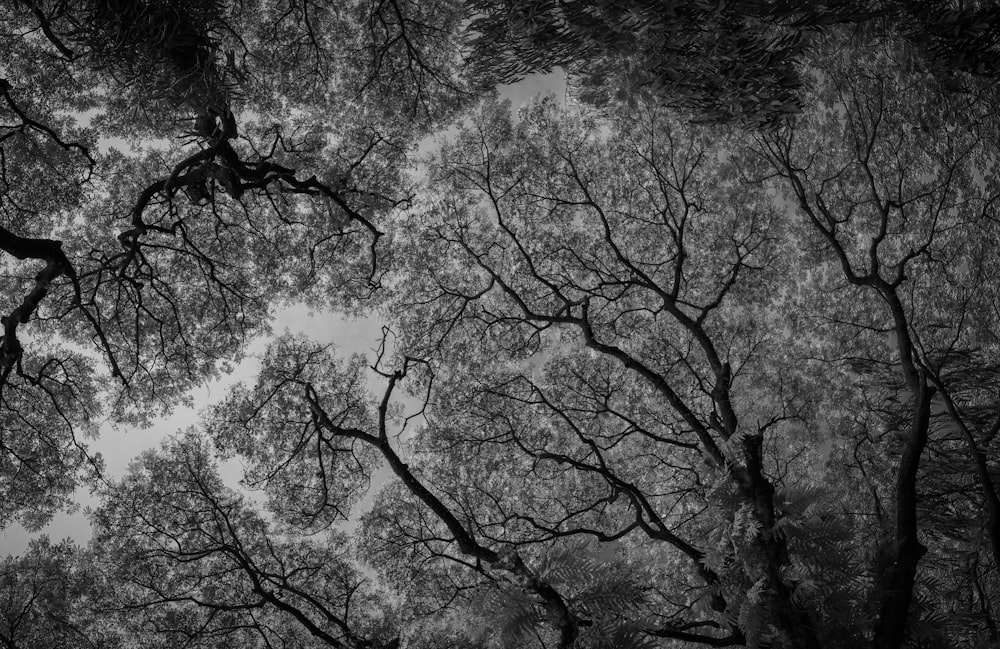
[466,0,1000,125]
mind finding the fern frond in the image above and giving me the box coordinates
[537,536,597,587]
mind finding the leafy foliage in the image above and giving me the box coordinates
[3,3,1000,649]
[465,0,1000,126]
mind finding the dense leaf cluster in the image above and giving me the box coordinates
[466,0,1000,125]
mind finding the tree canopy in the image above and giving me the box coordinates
[2,2,1000,648]
[466,0,1000,125]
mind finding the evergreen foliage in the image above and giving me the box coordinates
[466,0,1000,125]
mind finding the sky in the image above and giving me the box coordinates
[0,71,568,556]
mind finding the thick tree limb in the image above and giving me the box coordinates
[0,225,75,386]
[13,0,75,59]
[304,368,583,648]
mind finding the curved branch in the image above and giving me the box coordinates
[304,371,582,648]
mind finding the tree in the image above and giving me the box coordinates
[0,537,117,649]
[753,32,1000,646]
[91,434,400,649]
[0,0,466,530]
[465,0,1000,125]
[358,95,830,647]
[211,37,999,646]
[202,92,841,647]
[4,3,1000,649]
